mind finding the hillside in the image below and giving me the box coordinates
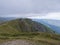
[0,18,60,45]
[0,18,54,34]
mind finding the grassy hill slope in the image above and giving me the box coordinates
[0,18,54,33]
[0,18,60,45]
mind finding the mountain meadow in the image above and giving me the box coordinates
[0,18,60,45]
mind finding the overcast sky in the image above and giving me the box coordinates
[0,0,60,20]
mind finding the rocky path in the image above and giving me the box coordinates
[0,40,35,45]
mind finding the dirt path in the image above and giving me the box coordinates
[0,40,35,45]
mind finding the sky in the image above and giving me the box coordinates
[0,0,60,20]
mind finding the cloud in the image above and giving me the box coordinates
[0,0,32,15]
[1,12,60,20]
[40,12,60,20]
[0,13,45,18]
[27,12,60,20]
[0,0,60,15]
[0,0,60,19]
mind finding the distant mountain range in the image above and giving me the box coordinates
[0,17,16,23]
[33,19,60,34]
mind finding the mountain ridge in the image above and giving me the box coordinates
[0,18,54,34]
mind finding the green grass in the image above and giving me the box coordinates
[0,32,60,45]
